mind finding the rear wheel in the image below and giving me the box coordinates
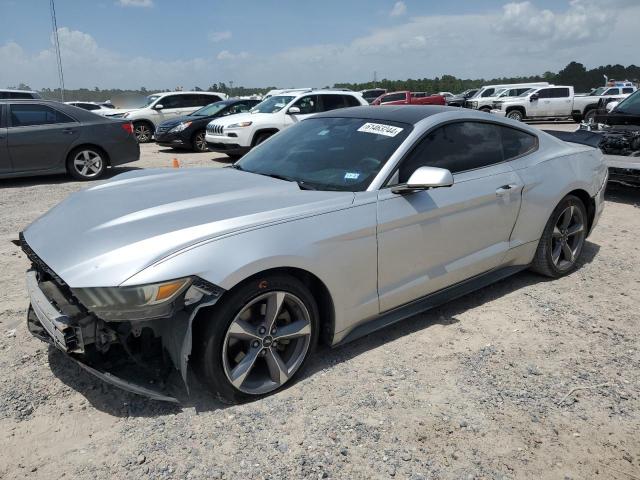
[133,121,154,143]
[191,130,208,152]
[197,274,319,403]
[506,109,524,121]
[583,109,597,124]
[530,195,587,278]
[66,147,106,180]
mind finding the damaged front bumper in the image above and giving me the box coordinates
[24,264,224,403]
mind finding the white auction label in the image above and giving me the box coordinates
[357,122,404,137]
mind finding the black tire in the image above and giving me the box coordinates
[133,121,154,143]
[530,195,587,278]
[191,130,208,152]
[197,274,319,404]
[572,114,583,123]
[66,146,107,181]
[253,132,273,146]
[479,107,492,113]
[226,153,242,160]
[506,109,524,121]
[583,109,597,124]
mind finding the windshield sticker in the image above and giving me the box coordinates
[344,172,361,180]
[317,129,330,136]
[357,122,404,137]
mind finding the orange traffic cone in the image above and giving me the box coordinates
[172,158,180,168]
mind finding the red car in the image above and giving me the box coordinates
[372,90,446,106]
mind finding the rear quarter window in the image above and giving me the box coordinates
[500,126,537,160]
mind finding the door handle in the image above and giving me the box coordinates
[496,184,520,195]
[62,128,75,134]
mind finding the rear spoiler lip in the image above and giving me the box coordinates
[543,129,603,149]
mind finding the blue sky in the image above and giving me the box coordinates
[0,0,637,89]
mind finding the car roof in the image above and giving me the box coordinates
[0,99,61,104]
[0,89,39,93]
[154,91,224,96]
[312,105,454,124]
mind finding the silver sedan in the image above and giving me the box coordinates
[21,106,607,403]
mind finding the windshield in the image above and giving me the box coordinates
[142,95,161,107]
[492,88,507,98]
[190,101,228,116]
[235,117,413,191]
[614,90,640,114]
[250,95,295,113]
[518,89,534,97]
[592,87,608,96]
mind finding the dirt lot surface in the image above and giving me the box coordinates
[1,134,639,480]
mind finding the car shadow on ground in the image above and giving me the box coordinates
[605,183,640,206]
[46,241,600,417]
[0,166,142,189]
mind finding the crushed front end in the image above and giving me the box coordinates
[21,233,224,403]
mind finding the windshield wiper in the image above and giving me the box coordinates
[260,173,317,190]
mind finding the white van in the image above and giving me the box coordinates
[465,83,550,111]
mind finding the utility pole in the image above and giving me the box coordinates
[373,71,377,88]
[49,0,65,101]
[229,80,234,97]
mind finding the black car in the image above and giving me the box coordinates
[0,99,139,180]
[447,89,478,107]
[154,99,261,152]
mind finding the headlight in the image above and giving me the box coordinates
[169,121,192,133]
[227,121,252,128]
[471,101,478,108]
[73,278,192,321]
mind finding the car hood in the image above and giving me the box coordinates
[209,112,274,127]
[158,115,212,128]
[23,168,354,287]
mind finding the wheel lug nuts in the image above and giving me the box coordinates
[271,327,277,334]
[260,349,267,356]
[252,340,260,348]
[258,327,266,335]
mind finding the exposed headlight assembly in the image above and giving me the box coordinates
[169,121,192,133]
[226,121,252,128]
[73,278,192,321]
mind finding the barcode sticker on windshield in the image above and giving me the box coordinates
[357,123,403,137]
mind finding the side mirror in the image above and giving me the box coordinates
[391,166,454,194]
[154,104,164,110]
[529,94,539,102]
[288,106,301,114]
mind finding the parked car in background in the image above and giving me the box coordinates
[360,88,387,104]
[372,91,446,106]
[21,105,607,403]
[491,86,575,121]
[66,101,117,115]
[571,84,637,123]
[155,98,260,152]
[447,89,478,107]
[104,91,228,143]
[465,83,549,110]
[0,99,139,180]
[205,89,367,158]
[467,85,540,112]
[262,88,313,100]
[0,89,41,99]
[438,92,454,102]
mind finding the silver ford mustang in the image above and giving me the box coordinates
[21,106,607,403]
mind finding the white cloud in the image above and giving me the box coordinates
[117,0,153,7]
[208,31,232,42]
[216,50,249,61]
[1,1,638,90]
[390,1,407,17]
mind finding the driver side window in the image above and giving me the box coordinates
[293,95,318,114]
[391,122,503,184]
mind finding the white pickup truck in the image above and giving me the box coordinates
[572,84,636,122]
[492,85,638,123]
[491,86,575,121]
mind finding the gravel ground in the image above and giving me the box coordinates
[1,134,639,480]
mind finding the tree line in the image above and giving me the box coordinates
[9,62,640,103]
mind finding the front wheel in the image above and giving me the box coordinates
[530,195,587,278]
[197,275,319,403]
[506,110,524,121]
[133,121,154,143]
[583,109,597,124]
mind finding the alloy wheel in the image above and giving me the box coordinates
[73,150,103,178]
[194,132,207,152]
[551,205,585,270]
[222,291,312,395]
[135,124,152,142]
